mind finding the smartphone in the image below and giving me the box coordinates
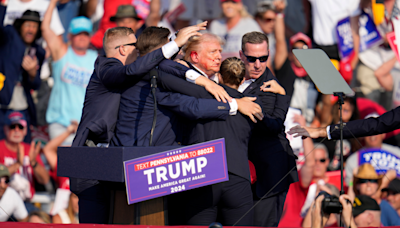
[28,47,36,58]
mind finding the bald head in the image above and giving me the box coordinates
[103,27,136,57]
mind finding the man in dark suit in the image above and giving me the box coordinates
[71,24,206,224]
[238,32,298,227]
[289,105,400,139]
[157,33,292,226]
[157,57,257,226]
[111,27,263,148]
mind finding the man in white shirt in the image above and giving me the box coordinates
[0,164,28,222]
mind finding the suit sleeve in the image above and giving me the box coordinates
[158,59,188,80]
[0,5,7,43]
[157,70,214,99]
[156,89,229,120]
[330,106,400,139]
[98,49,165,88]
[257,95,290,135]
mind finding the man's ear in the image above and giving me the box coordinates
[239,50,245,62]
[190,51,199,63]
[119,46,127,56]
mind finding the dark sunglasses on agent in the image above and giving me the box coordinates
[358,178,378,184]
[244,54,269,63]
[115,42,136,49]
[10,124,24,130]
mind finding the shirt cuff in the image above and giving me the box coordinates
[229,99,238,115]
[326,125,332,140]
[185,69,202,84]
[161,41,179,59]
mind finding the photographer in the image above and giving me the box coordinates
[310,193,357,228]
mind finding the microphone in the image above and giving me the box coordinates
[150,69,158,89]
[149,69,158,146]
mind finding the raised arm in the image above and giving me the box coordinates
[375,56,396,91]
[273,0,288,71]
[41,0,67,61]
[43,121,78,170]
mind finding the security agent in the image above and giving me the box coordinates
[71,23,206,224]
[110,26,241,147]
[158,57,259,226]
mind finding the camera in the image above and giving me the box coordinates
[318,191,343,214]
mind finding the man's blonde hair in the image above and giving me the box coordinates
[182,33,224,62]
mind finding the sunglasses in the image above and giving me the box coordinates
[0,177,9,184]
[115,42,136,49]
[10,124,24,130]
[244,54,269,63]
[358,179,378,184]
[315,158,327,163]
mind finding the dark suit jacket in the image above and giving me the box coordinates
[241,69,298,198]
[0,5,45,126]
[330,106,400,139]
[72,50,165,147]
[157,71,254,181]
[70,49,166,194]
[158,61,298,188]
[110,69,230,147]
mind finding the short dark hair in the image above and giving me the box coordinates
[220,57,245,87]
[241,31,269,52]
[136,26,170,56]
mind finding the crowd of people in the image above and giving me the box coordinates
[1,0,400,227]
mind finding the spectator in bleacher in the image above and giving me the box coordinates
[357,0,399,109]
[0,164,28,222]
[255,0,286,74]
[279,114,315,227]
[382,178,400,217]
[42,0,97,146]
[350,163,400,226]
[90,0,147,50]
[0,111,49,212]
[306,0,361,84]
[3,0,64,36]
[28,210,51,223]
[352,195,382,227]
[209,0,262,56]
[320,95,360,170]
[311,194,379,228]
[52,192,79,224]
[345,113,400,185]
[110,5,142,33]
[0,5,46,143]
[301,183,340,227]
[43,120,77,190]
[280,141,344,227]
[374,56,400,109]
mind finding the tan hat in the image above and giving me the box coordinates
[353,163,382,195]
[0,164,10,178]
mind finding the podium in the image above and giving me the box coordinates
[57,146,181,225]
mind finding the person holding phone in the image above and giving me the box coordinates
[0,3,45,143]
